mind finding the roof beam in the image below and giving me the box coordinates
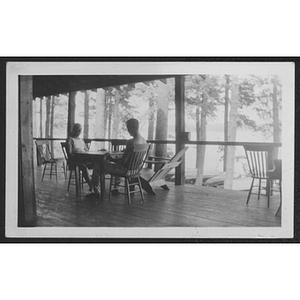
[32,75,174,98]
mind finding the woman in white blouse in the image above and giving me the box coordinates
[67,123,93,193]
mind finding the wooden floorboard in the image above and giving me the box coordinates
[33,166,281,228]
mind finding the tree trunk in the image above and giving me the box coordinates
[272,75,280,159]
[195,106,200,167]
[195,93,207,186]
[45,96,50,138]
[223,75,230,171]
[112,89,120,138]
[39,97,43,138]
[224,75,239,189]
[95,88,106,149]
[83,90,89,138]
[154,80,169,171]
[107,92,112,139]
[50,95,55,154]
[147,96,156,140]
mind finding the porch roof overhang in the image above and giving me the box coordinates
[32,75,175,98]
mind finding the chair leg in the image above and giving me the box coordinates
[55,162,58,182]
[65,163,68,178]
[267,179,271,208]
[258,179,261,200]
[100,174,105,201]
[62,161,65,178]
[80,171,83,191]
[275,202,281,216]
[279,180,282,202]
[67,170,72,191]
[125,178,131,204]
[276,180,282,216]
[74,166,81,197]
[137,177,144,203]
[108,175,114,201]
[246,178,254,204]
[41,163,47,181]
[50,163,53,179]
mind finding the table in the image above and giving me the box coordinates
[74,151,124,198]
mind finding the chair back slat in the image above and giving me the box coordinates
[61,141,76,170]
[125,144,151,176]
[244,144,274,179]
[61,142,68,161]
[261,151,266,178]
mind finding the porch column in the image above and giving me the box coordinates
[67,91,76,136]
[175,75,185,185]
[19,76,36,225]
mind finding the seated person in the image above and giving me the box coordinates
[66,123,94,194]
[91,118,146,195]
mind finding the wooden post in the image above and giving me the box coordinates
[39,97,43,138]
[175,76,185,185]
[67,91,76,137]
[224,75,230,171]
[154,80,169,171]
[45,96,50,139]
[95,88,106,149]
[19,76,36,225]
[83,90,89,138]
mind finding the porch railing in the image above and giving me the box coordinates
[33,137,282,188]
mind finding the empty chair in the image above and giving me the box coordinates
[140,146,189,195]
[243,144,275,207]
[107,144,151,204]
[35,140,65,181]
[268,158,282,216]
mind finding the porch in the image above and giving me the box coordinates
[14,66,287,232]
[34,165,281,228]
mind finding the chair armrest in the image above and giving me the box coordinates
[145,160,169,165]
[145,156,170,169]
[147,156,170,162]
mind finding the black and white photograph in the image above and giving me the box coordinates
[5,60,294,239]
[1,1,299,299]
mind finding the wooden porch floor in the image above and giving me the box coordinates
[33,166,281,227]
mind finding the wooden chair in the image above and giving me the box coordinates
[243,144,275,207]
[61,142,86,192]
[108,144,151,204]
[109,140,127,189]
[35,140,65,181]
[268,159,282,216]
[139,146,189,195]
